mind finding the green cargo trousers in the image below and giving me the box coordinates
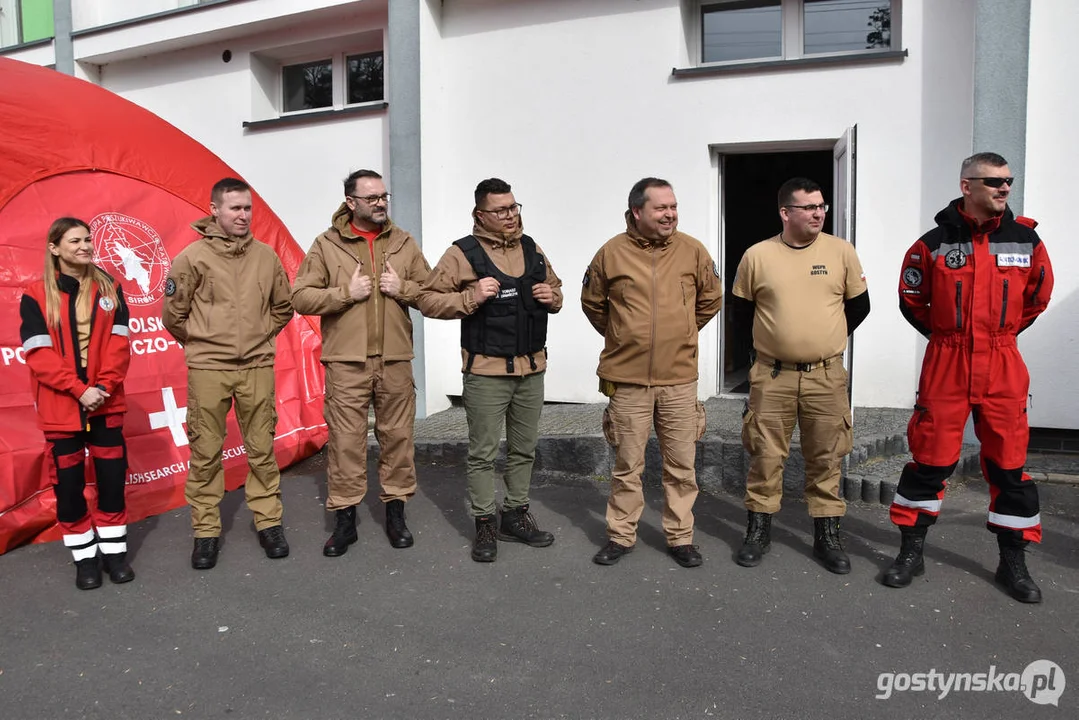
[462,372,544,517]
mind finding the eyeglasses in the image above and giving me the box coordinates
[477,203,523,219]
[965,177,1015,188]
[784,203,829,213]
[350,193,391,205]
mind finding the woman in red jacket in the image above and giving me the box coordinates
[19,217,135,590]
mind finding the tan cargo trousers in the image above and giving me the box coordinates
[324,358,417,509]
[602,381,706,546]
[185,366,283,537]
[741,356,853,517]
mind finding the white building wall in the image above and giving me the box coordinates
[1023,0,1079,429]
[91,13,387,251]
[418,0,975,409]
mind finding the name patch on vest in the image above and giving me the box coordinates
[497,287,519,300]
[996,253,1031,268]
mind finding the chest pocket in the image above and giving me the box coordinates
[679,275,696,336]
[992,255,1030,330]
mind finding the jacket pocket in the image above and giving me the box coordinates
[954,280,963,330]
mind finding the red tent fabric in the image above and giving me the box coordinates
[0,58,327,553]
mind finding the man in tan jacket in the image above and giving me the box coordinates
[162,177,294,570]
[417,178,561,563]
[292,169,430,555]
[581,177,723,568]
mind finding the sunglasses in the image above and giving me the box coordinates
[966,176,1015,188]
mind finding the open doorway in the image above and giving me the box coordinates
[720,149,835,394]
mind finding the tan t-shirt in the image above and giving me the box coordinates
[732,232,866,363]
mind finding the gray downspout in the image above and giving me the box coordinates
[387,0,426,417]
[973,0,1030,213]
[52,0,73,75]
[965,0,1030,447]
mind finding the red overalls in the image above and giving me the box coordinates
[892,200,1053,542]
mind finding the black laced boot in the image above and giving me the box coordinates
[498,504,554,547]
[472,514,498,563]
[385,500,414,549]
[813,517,851,575]
[102,552,135,584]
[323,507,358,557]
[74,556,102,590]
[735,511,772,567]
[995,533,1042,604]
[882,526,927,588]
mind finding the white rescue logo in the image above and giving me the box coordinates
[944,249,966,269]
[90,212,172,307]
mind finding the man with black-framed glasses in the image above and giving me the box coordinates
[292,169,431,556]
[729,177,870,575]
[887,152,1054,603]
[417,178,562,563]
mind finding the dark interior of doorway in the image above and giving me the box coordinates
[722,150,834,394]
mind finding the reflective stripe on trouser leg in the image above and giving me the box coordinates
[233,366,283,532]
[372,359,419,504]
[742,360,798,514]
[797,362,851,517]
[502,372,543,510]
[975,394,1041,542]
[185,369,233,537]
[63,526,99,561]
[463,373,513,516]
[605,383,654,546]
[96,523,128,555]
[324,361,373,509]
[653,381,699,545]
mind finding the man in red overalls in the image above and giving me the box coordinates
[886,152,1054,603]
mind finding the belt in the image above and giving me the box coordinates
[756,353,841,373]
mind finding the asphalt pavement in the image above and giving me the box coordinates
[1,447,1076,720]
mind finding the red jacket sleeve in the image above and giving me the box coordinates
[1020,237,1053,332]
[898,238,933,337]
[94,286,131,395]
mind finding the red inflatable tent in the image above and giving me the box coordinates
[0,58,327,553]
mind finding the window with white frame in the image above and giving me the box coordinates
[699,0,897,65]
[281,50,384,113]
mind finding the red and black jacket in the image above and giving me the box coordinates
[19,271,131,432]
[898,199,1053,341]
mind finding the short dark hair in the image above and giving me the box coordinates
[778,177,822,208]
[211,177,250,204]
[961,152,1008,178]
[344,169,383,196]
[474,178,512,208]
[628,177,672,211]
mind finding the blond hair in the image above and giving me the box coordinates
[43,217,118,329]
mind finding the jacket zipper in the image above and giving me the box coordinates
[954,280,963,329]
[1031,266,1045,303]
[999,279,1008,329]
[648,248,657,384]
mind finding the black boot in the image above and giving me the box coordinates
[735,511,772,567]
[323,507,358,557]
[102,552,135,584]
[74,556,102,590]
[258,525,290,559]
[995,533,1042,604]
[498,504,554,547]
[813,517,851,575]
[472,514,498,563]
[882,526,926,588]
[191,537,220,570]
[385,500,414,549]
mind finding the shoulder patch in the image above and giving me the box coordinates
[712,261,720,278]
[903,267,923,288]
[98,297,115,312]
[582,268,590,287]
[165,277,177,296]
